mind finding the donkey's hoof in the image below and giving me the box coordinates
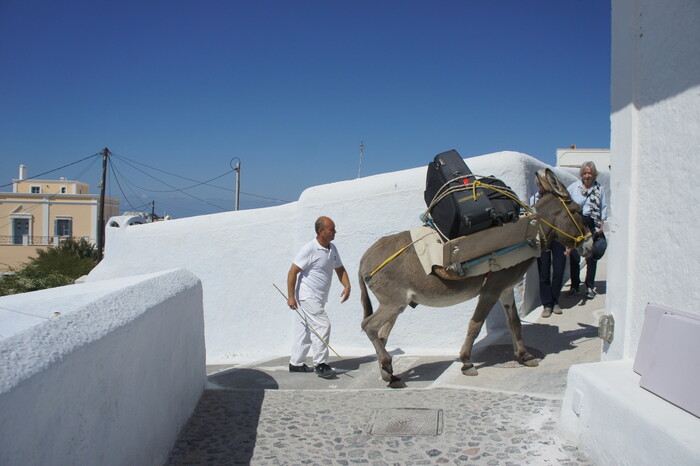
[461,364,478,376]
[387,376,406,389]
[519,353,540,367]
[521,358,540,367]
[380,368,394,383]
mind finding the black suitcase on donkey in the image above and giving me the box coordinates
[479,175,521,226]
[424,149,495,239]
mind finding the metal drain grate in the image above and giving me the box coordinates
[368,408,443,436]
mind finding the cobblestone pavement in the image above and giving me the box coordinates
[167,264,606,465]
[166,387,592,465]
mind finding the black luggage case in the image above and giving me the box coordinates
[424,150,495,239]
[479,175,521,226]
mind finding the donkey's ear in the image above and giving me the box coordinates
[542,168,571,199]
[535,168,553,192]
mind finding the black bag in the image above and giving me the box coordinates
[592,232,607,260]
[424,150,495,239]
[478,175,521,226]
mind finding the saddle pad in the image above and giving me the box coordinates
[410,215,541,278]
[410,225,446,276]
[443,214,540,266]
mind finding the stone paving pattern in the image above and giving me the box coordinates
[166,388,592,465]
[166,259,606,465]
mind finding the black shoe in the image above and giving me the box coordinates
[586,289,596,300]
[566,286,579,297]
[289,363,314,373]
[315,363,336,378]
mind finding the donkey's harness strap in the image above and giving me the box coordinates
[364,232,433,283]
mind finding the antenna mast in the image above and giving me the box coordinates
[357,141,365,178]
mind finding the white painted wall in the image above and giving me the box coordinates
[86,151,577,364]
[605,0,700,361]
[560,1,700,463]
[0,269,205,466]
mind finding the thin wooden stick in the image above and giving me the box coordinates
[273,283,343,359]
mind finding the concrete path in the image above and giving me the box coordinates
[167,258,606,465]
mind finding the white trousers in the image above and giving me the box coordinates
[290,298,331,367]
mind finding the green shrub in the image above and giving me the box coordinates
[0,238,98,296]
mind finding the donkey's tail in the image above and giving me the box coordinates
[359,269,374,319]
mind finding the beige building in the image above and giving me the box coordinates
[0,165,119,272]
[556,146,611,170]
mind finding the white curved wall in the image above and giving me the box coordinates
[87,151,577,364]
[0,268,205,466]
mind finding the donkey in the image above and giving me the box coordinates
[358,169,594,387]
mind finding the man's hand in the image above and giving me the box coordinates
[287,264,302,310]
[336,266,351,304]
[340,286,351,303]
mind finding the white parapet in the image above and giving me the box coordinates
[86,151,578,364]
[559,360,700,466]
[0,268,205,466]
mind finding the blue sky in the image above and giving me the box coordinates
[0,1,611,218]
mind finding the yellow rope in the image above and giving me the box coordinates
[365,233,432,282]
[367,179,591,283]
[472,182,589,244]
[526,196,590,244]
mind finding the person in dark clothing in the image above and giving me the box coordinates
[530,178,566,317]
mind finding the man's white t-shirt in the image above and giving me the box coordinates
[293,239,343,303]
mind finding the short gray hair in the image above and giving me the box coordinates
[580,161,599,179]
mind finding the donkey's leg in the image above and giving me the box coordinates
[459,289,501,376]
[378,315,399,345]
[361,305,405,382]
[499,287,539,367]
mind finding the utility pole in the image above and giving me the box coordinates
[151,200,156,221]
[97,147,109,261]
[357,141,365,178]
[231,157,241,211]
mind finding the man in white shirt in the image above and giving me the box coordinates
[287,216,351,378]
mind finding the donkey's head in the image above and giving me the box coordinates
[535,168,594,257]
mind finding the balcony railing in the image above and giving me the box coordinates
[0,236,93,246]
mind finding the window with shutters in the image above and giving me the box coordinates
[55,217,72,237]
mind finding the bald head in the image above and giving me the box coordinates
[315,216,336,247]
[315,216,332,234]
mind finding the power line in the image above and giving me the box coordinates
[111,154,234,193]
[110,152,290,203]
[108,154,230,212]
[108,158,142,211]
[0,154,105,231]
[2,149,292,222]
[0,152,101,189]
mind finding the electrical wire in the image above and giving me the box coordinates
[107,154,230,212]
[2,149,292,229]
[0,153,105,232]
[110,151,290,203]
[108,158,142,212]
[111,154,234,193]
[0,152,101,189]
